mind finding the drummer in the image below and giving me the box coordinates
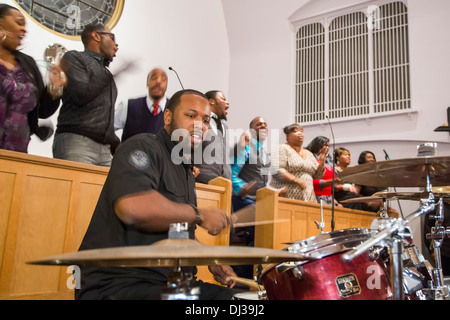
[75,89,237,300]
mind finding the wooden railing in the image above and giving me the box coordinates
[255,187,381,250]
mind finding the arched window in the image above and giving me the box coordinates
[295,1,410,124]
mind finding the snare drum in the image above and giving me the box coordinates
[232,291,263,300]
[260,228,392,300]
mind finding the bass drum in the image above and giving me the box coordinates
[260,228,392,300]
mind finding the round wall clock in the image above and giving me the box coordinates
[13,0,124,40]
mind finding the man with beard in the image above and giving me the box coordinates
[75,89,236,300]
[115,68,170,142]
[53,23,120,166]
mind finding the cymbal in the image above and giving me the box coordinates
[338,156,450,188]
[27,238,312,268]
[341,191,450,204]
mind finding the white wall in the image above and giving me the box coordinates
[223,0,450,149]
[5,0,230,157]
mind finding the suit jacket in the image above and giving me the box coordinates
[194,119,231,184]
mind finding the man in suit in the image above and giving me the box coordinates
[194,90,231,183]
[115,68,169,142]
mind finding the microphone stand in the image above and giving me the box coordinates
[383,149,404,219]
[169,66,185,90]
[326,116,336,231]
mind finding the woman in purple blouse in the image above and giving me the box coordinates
[0,4,64,153]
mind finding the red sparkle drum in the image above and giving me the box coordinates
[260,228,392,300]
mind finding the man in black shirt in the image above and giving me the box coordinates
[53,24,120,166]
[75,89,236,300]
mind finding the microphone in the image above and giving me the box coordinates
[383,149,390,160]
[326,116,336,232]
[168,66,185,90]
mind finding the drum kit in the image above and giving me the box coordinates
[29,152,450,300]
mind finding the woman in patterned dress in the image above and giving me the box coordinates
[0,4,63,153]
[270,124,326,202]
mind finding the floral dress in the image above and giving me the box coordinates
[270,143,324,202]
[0,63,37,152]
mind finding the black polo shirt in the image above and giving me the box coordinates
[75,129,197,300]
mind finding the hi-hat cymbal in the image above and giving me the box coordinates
[338,156,450,188]
[27,238,312,267]
[341,191,450,204]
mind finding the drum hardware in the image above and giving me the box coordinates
[401,244,435,298]
[343,192,442,300]
[314,200,326,234]
[161,269,200,300]
[403,245,434,281]
[342,190,438,300]
[161,223,200,300]
[403,267,426,296]
[274,261,305,278]
[254,264,267,298]
[297,154,449,300]
[259,228,392,300]
[423,197,450,300]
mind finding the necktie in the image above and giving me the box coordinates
[153,103,159,116]
[213,117,223,135]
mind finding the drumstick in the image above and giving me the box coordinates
[229,276,263,290]
[233,219,289,228]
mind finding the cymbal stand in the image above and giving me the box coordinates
[379,198,390,219]
[161,223,201,300]
[314,200,325,234]
[422,197,450,300]
[342,189,437,300]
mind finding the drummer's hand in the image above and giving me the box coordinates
[198,207,230,236]
[209,265,237,288]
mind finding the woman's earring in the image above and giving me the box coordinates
[0,26,6,43]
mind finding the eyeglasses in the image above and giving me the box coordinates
[97,32,116,42]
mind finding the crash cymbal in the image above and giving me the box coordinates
[341,191,450,204]
[338,156,450,188]
[28,238,312,267]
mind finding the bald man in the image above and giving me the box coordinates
[115,68,170,142]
